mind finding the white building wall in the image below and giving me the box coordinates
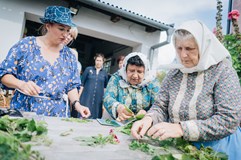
[0,0,161,67]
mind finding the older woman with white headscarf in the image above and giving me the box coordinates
[131,20,241,159]
[103,52,160,121]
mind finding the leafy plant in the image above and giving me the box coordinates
[74,129,120,147]
[223,34,241,83]
[121,119,227,160]
[0,115,47,142]
[130,137,228,160]
[129,140,155,155]
[215,0,241,84]
[0,116,47,160]
[0,131,44,160]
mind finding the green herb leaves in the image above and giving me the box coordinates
[0,116,47,160]
[74,129,120,147]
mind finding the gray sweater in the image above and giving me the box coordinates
[148,61,241,141]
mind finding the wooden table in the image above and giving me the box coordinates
[30,116,156,160]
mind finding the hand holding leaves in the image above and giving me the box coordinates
[147,122,183,140]
[116,104,134,121]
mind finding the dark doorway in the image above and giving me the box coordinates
[24,20,132,74]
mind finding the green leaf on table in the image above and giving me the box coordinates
[60,129,73,136]
[74,129,120,147]
[61,117,92,123]
[118,122,132,135]
[152,154,175,160]
[0,130,44,160]
[129,140,155,155]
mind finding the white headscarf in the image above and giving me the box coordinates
[119,52,154,87]
[166,20,231,73]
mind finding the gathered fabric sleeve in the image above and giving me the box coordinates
[65,49,81,93]
[181,64,241,141]
[146,72,171,124]
[0,37,31,90]
[103,73,121,119]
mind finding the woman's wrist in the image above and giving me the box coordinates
[175,123,184,137]
[16,79,25,90]
[75,104,83,113]
[72,100,81,111]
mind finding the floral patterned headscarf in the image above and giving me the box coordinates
[118,52,154,87]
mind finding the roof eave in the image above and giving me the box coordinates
[76,0,173,31]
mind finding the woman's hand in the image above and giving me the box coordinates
[18,81,42,96]
[147,122,183,140]
[131,116,153,139]
[116,104,133,121]
[75,104,91,118]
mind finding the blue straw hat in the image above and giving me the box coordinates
[40,6,76,27]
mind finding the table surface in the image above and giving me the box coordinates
[26,113,181,160]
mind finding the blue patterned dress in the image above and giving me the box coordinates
[0,36,81,117]
[148,61,241,160]
[103,72,160,119]
[79,66,108,119]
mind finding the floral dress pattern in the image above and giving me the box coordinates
[0,36,80,117]
[103,72,160,119]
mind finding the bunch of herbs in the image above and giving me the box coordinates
[0,116,48,160]
[74,129,120,147]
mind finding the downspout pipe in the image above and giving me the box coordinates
[77,0,173,31]
[226,0,233,34]
[149,28,174,69]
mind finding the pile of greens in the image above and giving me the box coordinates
[129,140,155,155]
[117,117,228,160]
[0,116,47,160]
[130,138,228,160]
[152,138,227,160]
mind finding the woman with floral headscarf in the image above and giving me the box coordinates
[131,20,241,159]
[103,52,160,121]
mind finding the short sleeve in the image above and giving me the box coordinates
[0,37,33,90]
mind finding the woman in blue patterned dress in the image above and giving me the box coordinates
[79,53,108,119]
[103,52,160,121]
[0,6,90,118]
[131,20,241,159]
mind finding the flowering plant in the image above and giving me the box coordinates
[216,1,241,84]
[228,10,240,20]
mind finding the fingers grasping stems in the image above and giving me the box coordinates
[131,116,184,141]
